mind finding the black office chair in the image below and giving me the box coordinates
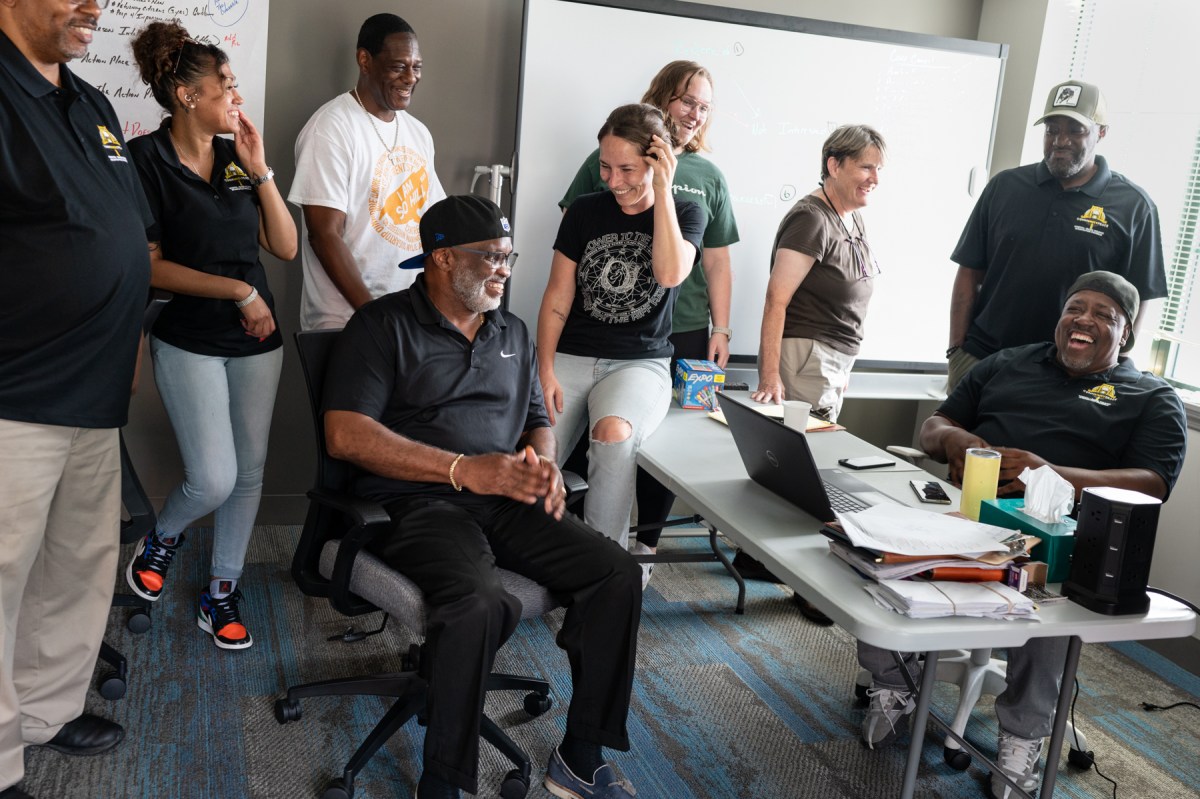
[274,330,577,799]
[96,294,171,700]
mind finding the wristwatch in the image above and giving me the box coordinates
[711,325,733,341]
[250,167,275,186]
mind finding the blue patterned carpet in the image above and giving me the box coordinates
[20,526,1200,798]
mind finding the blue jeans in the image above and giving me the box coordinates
[150,337,283,581]
[550,354,672,548]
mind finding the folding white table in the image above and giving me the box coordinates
[637,402,1197,799]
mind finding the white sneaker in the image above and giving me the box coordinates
[861,684,915,748]
[989,731,1043,798]
[630,541,654,590]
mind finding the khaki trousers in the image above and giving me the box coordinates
[947,347,982,392]
[779,337,856,422]
[0,421,121,788]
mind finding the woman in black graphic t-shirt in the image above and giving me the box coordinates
[536,104,704,550]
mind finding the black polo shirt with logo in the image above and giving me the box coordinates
[323,274,551,502]
[0,30,151,429]
[128,119,281,357]
[952,157,1167,359]
[938,343,1186,498]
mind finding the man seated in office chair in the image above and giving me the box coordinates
[857,271,1186,798]
[322,195,643,799]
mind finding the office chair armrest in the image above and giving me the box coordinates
[307,487,392,529]
[886,445,929,464]
[307,487,392,616]
[562,469,587,497]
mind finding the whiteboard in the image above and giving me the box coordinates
[74,0,270,142]
[509,0,1005,369]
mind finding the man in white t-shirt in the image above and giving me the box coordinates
[289,13,446,330]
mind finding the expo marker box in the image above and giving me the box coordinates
[673,359,725,410]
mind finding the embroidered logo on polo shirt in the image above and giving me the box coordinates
[1079,382,1118,406]
[223,162,252,191]
[1074,205,1109,237]
[97,125,126,163]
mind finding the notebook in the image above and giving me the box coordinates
[718,392,898,523]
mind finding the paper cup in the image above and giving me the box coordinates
[783,400,812,431]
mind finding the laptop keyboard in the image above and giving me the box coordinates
[823,481,869,514]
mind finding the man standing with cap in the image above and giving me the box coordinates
[946,79,1167,388]
[290,12,446,330]
[1,0,151,795]
[322,196,642,799]
[857,271,1186,799]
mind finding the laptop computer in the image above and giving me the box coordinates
[718,392,898,522]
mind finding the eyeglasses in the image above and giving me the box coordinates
[452,246,518,270]
[847,235,881,281]
[671,95,711,117]
[1044,122,1091,138]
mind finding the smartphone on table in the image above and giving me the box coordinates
[910,479,952,504]
[838,456,896,470]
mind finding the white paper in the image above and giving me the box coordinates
[866,579,1037,620]
[836,505,1015,556]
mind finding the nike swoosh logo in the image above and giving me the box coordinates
[500,351,516,358]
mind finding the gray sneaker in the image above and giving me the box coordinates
[861,685,916,748]
[989,731,1043,798]
[630,542,654,590]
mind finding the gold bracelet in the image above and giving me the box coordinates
[448,453,465,492]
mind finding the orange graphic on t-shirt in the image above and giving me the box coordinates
[378,167,430,226]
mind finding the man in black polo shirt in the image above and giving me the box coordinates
[0,1,151,797]
[946,79,1166,388]
[323,196,642,799]
[858,272,1186,799]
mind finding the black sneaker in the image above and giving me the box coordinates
[125,532,184,601]
[197,589,253,650]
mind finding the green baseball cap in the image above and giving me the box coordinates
[1034,80,1108,127]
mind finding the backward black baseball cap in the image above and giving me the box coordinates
[1065,270,1139,352]
[398,195,512,270]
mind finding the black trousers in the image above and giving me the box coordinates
[372,494,642,793]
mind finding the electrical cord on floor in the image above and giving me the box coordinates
[1141,700,1200,712]
[1137,587,1200,715]
[1069,677,1117,798]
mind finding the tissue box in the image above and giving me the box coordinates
[673,359,724,409]
[979,498,1077,583]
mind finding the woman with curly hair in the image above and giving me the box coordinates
[124,20,296,650]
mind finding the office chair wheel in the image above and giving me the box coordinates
[943,745,971,771]
[320,779,351,799]
[499,769,529,799]
[127,610,152,634]
[1068,747,1095,770]
[98,671,127,701]
[274,698,302,723]
[523,692,552,717]
[402,643,421,672]
[853,682,869,707]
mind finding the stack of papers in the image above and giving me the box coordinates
[829,540,1012,581]
[865,579,1036,620]
[836,505,1029,562]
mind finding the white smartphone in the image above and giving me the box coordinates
[838,456,896,470]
